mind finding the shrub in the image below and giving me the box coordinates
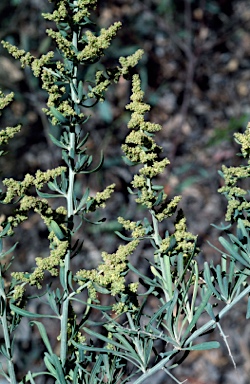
[0,1,249,383]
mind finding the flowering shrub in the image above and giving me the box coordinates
[0,1,249,383]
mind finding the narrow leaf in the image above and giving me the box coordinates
[36,189,62,199]
[49,133,67,149]
[80,152,104,174]
[31,321,54,355]
[203,263,221,300]
[44,354,57,377]
[10,302,58,319]
[89,354,103,381]
[50,106,68,124]
[115,231,133,241]
[0,223,12,238]
[49,220,65,240]
[50,354,67,384]
[46,292,60,316]
[219,237,249,267]
[184,341,220,351]
[78,80,84,102]
[82,327,132,352]
[77,132,89,149]
[122,156,138,166]
[0,242,18,260]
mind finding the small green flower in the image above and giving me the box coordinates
[112,302,128,315]
[0,90,14,111]
[12,284,25,302]
[118,217,146,238]
[129,282,139,293]
[155,196,182,222]
[131,174,146,189]
[31,52,54,77]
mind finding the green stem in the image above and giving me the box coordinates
[0,286,17,383]
[60,172,74,366]
[133,353,177,384]
[60,25,78,367]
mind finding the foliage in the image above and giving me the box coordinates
[0,1,249,383]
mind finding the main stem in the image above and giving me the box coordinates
[60,25,78,367]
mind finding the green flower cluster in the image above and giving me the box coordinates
[46,29,74,59]
[1,42,54,77]
[43,0,97,24]
[6,195,65,235]
[12,284,25,303]
[120,74,198,269]
[7,184,69,289]
[0,126,21,146]
[1,41,71,125]
[235,122,250,158]
[2,6,143,128]
[12,237,68,289]
[3,166,66,203]
[118,217,146,239]
[87,71,111,101]
[218,124,250,223]
[154,195,182,222]
[87,183,116,211]
[0,90,14,110]
[77,22,122,62]
[76,240,139,298]
[173,213,198,257]
[1,165,68,289]
[122,74,181,218]
[0,90,21,150]
[86,49,144,103]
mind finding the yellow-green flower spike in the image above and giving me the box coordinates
[77,22,122,62]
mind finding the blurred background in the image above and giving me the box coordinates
[0,0,250,383]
